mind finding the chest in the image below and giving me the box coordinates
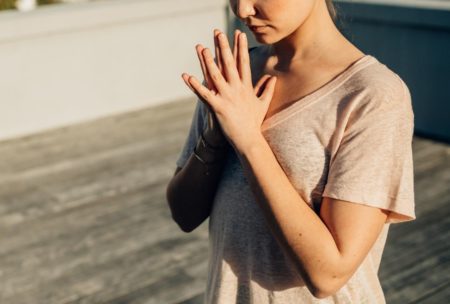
[265,76,322,121]
[257,70,338,124]
[250,54,347,122]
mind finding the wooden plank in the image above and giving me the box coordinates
[176,293,205,304]
[0,138,182,228]
[0,100,196,183]
[2,230,208,304]
[382,259,450,304]
[0,182,209,303]
[0,98,199,228]
[407,280,450,304]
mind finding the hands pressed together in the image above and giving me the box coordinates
[181,29,277,154]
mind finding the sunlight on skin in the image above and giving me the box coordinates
[177,0,394,298]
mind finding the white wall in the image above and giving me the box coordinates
[0,0,228,141]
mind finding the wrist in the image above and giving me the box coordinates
[235,132,266,156]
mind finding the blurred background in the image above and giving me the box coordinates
[0,0,448,303]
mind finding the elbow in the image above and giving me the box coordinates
[167,204,195,233]
[166,181,191,233]
[287,259,336,299]
[312,274,350,299]
[165,181,201,233]
[309,279,341,299]
[310,287,334,300]
[171,210,198,233]
[302,268,348,299]
[289,248,352,299]
[303,277,331,299]
[173,217,197,233]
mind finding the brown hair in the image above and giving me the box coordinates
[325,0,338,23]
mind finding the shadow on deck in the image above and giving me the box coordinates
[0,98,448,303]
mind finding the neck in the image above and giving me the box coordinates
[268,0,347,66]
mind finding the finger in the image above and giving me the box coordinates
[187,74,221,111]
[202,47,228,93]
[233,29,241,63]
[254,74,272,97]
[181,73,195,93]
[217,32,240,85]
[238,32,252,87]
[214,29,224,76]
[182,73,212,96]
[259,76,277,102]
[196,44,215,91]
[182,73,212,105]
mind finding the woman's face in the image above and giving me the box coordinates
[228,0,317,44]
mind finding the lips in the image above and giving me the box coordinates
[250,25,267,32]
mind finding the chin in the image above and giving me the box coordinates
[251,33,274,44]
[250,27,284,45]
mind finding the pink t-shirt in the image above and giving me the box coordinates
[176,54,416,303]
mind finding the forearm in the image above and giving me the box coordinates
[235,133,345,296]
[166,134,229,233]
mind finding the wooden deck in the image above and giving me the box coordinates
[0,98,448,304]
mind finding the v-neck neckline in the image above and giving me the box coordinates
[261,54,377,133]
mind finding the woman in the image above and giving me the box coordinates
[166,0,416,303]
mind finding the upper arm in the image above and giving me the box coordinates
[313,76,415,296]
[319,196,389,292]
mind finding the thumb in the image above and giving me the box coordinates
[254,74,272,97]
[259,76,277,103]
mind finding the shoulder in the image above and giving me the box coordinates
[345,56,412,115]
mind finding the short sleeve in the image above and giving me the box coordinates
[322,81,416,224]
[175,98,207,169]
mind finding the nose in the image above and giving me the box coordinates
[233,0,255,20]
